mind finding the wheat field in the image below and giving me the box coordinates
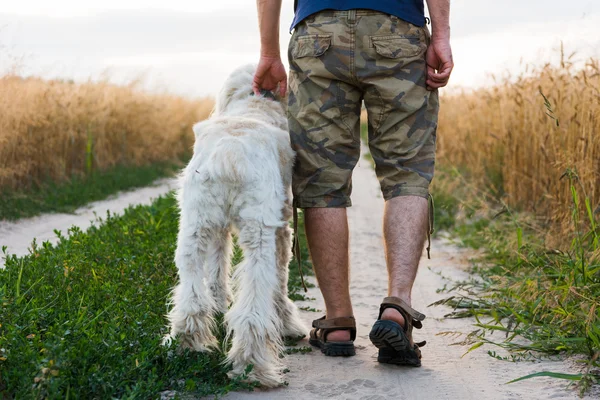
[436,55,600,241]
[2,55,598,242]
[0,74,213,190]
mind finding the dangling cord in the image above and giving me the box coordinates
[426,193,435,259]
[292,206,308,292]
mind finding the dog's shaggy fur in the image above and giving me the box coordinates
[164,64,306,387]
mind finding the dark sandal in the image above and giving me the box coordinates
[309,316,356,357]
[369,296,426,367]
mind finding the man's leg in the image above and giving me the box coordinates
[381,196,428,326]
[304,208,353,342]
[287,11,362,348]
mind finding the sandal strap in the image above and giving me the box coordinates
[380,297,426,322]
[311,316,356,342]
[377,297,427,348]
[312,316,356,329]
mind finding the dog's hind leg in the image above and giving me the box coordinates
[205,228,233,315]
[165,215,219,352]
[275,222,307,339]
[225,218,283,387]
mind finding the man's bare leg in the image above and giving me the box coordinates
[304,207,353,342]
[381,196,428,326]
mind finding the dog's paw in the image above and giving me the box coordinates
[282,320,307,339]
[178,331,218,353]
[161,334,174,347]
[281,302,308,338]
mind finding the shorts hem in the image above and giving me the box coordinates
[293,196,352,208]
[382,186,429,201]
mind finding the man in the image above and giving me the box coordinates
[253,0,452,366]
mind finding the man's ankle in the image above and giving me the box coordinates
[380,307,406,328]
[388,291,412,306]
[326,309,354,319]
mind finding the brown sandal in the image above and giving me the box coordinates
[369,296,426,367]
[309,316,356,357]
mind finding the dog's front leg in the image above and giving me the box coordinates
[225,219,283,388]
[164,218,218,352]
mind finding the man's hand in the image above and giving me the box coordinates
[425,38,453,90]
[255,0,285,96]
[425,0,452,90]
[253,54,287,97]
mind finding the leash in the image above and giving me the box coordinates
[426,193,435,259]
[249,89,278,101]
[292,207,308,292]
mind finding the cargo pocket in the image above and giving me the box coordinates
[370,35,425,59]
[292,34,332,59]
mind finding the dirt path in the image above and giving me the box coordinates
[0,178,177,269]
[0,164,593,399]
[225,157,592,400]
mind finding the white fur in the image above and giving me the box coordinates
[164,64,306,387]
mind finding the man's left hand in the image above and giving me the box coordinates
[425,39,453,90]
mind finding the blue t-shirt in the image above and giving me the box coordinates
[291,0,426,30]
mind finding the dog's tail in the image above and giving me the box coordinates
[204,137,253,182]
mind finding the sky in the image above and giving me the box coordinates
[0,0,598,97]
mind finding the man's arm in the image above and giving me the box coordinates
[424,0,453,90]
[253,0,287,96]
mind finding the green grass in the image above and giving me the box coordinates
[431,170,600,395]
[0,193,313,398]
[0,160,186,221]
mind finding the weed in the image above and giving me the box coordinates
[432,171,600,395]
[298,306,321,313]
[0,158,187,220]
[284,347,313,355]
[0,193,312,398]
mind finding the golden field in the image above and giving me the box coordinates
[0,74,213,190]
[436,55,600,241]
[2,55,598,243]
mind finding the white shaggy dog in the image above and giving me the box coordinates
[164,64,306,387]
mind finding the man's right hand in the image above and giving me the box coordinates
[253,55,288,97]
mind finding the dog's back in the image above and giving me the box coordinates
[190,116,292,186]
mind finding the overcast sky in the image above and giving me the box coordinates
[1,0,598,97]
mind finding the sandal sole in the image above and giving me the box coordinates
[309,338,356,357]
[377,347,421,367]
[369,320,421,367]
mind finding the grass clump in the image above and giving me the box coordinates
[0,193,312,398]
[0,159,185,221]
[432,170,600,394]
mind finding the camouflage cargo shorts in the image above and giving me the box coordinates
[287,9,439,208]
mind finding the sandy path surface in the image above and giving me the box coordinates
[0,178,177,268]
[0,163,594,399]
[224,157,594,400]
